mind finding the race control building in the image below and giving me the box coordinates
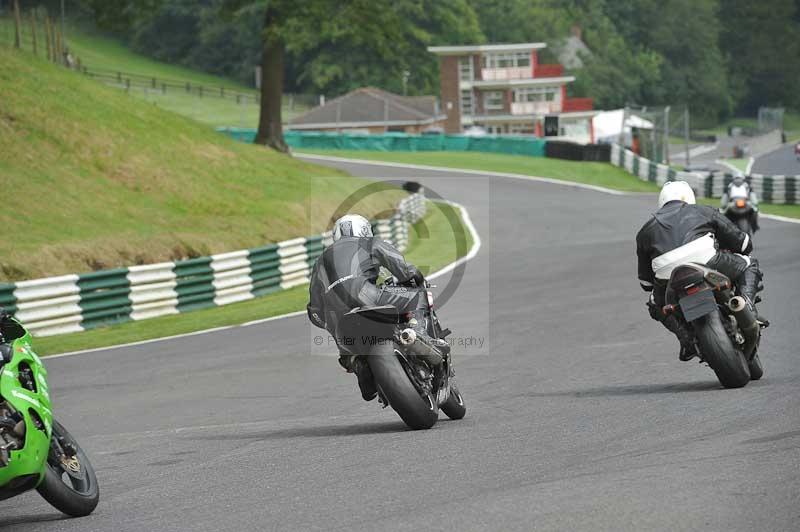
[428,42,596,142]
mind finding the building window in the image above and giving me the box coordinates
[458,56,473,81]
[513,86,558,103]
[460,89,474,115]
[509,124,534,135]
[484,91,504,111]
[482,51,532,69]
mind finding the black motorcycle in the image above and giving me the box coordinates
[337,281,465,430]
[721,195,758,237]
[662,263,765,388]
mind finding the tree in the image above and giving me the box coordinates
[718,0,800,113]
[236,0,483,152]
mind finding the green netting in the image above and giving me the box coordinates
[217,128,545,156]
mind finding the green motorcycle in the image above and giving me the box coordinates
[0,312,99,517]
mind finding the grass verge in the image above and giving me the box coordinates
[717,158,749,173]
[297,150,800,219]
[32,201,472,356]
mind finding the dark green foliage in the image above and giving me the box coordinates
[76,0,798,119]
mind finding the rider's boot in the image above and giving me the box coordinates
[738,260,768,326]
[662,314,698,361]
[353,358,377,401]
[338,354,377,401]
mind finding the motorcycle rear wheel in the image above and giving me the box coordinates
[695,311,750,388]
[37,420,99,517]
[368,347,438,430]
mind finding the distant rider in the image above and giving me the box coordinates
[636,181,764,361]
[719,176,759,232]
[307,214,442,400]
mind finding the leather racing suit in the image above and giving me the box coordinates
[307,236,425,345]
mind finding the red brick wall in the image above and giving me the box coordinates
[562,98,594,112]
[439,55,461,133]
[536,64,564,77]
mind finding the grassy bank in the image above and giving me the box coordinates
[0,46,403,281]
[0,18,306,126]
[297,150,800,219]
[33,201,472,356]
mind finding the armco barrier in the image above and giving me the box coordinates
[610,143,798,204]
[0,193,426,337]
[218,129,546,157]
[702,172,798,205]
[611,143,707,197]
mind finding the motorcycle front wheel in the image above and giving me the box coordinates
[37,420,99,517]
[735,217,753,237]
[748,352,764,381]
[440,384,466,420]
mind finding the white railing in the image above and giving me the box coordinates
[510,101,559,115]
[480,67,532,81]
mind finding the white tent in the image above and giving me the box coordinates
[592,109,653,144]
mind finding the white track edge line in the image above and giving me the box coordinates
[300,153,800,225]
[761,213,800,224]
[745,157,755,175]
[297,152,632,196]
[44,199,481,359]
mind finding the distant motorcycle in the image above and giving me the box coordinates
[0,313,99,516]
[337,280,465,429]
[661,263,765,388]
[720,179,758,237]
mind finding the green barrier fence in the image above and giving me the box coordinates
[217,128,546,157]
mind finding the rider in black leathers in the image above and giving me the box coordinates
[307,214,429,400]
[636,181,764,361]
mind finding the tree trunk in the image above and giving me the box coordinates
[255,5,288,153]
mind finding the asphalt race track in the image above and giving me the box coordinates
[2,159,799,531]
[752,143,800,176]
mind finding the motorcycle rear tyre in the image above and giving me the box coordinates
[695,311,750,388]
[368,346,438,430]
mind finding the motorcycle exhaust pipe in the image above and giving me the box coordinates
[399,328,443,366]
[727,296,760,359]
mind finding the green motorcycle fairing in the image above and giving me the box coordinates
[0,320,53,493]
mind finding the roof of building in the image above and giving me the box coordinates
[288,87,444,129]
[427,43,547,55]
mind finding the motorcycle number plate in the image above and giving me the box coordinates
[680,289,717,322]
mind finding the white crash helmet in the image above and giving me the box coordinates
[331,214,373,242]
[658,181,696,208]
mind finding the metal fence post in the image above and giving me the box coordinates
[684,108,690,168]
[13,0,21,49]
[663,106,670,165]
[29,10,37,55]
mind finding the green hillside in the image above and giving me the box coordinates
[0,18,307,126]
[0,46,400,282]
